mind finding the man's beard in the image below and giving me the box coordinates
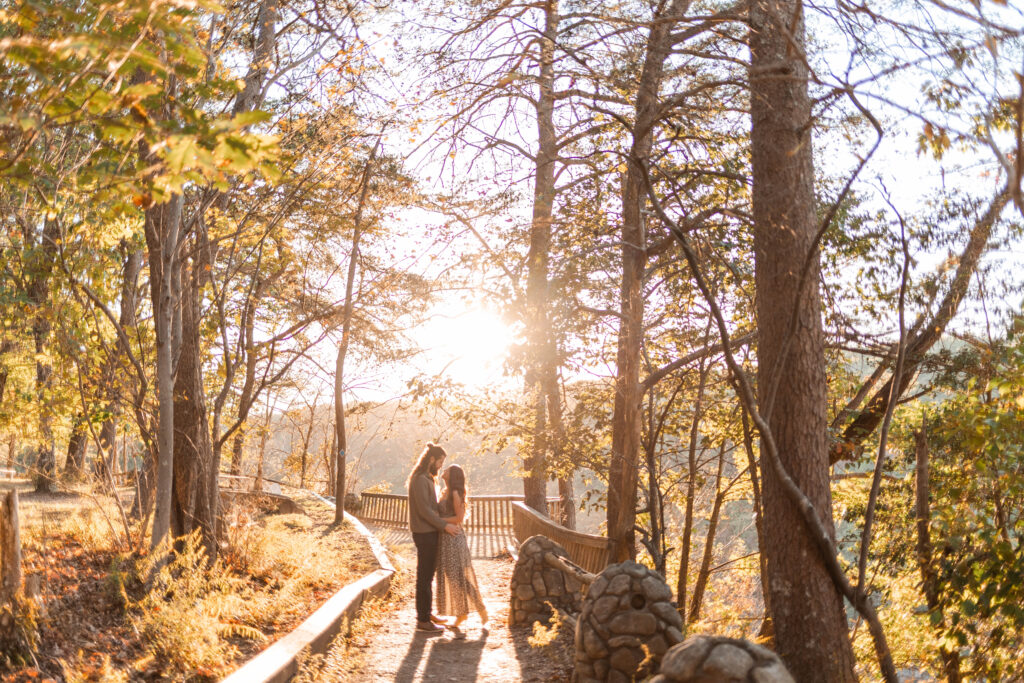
[428,463,439,476]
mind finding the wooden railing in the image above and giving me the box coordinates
[0,467,16,480]
[512,501,611,575]
[358,491,561,532]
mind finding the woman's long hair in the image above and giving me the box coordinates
[406,442,447,490]
[441,464,467,504]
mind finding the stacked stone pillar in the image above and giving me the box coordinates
[509,535,583,626]
[573,561,684,682]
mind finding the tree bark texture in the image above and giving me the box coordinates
[334,135,379,523]
[607,0,690,562]
[0,491,21,602]
[28,218,61,493]
[521,0,560,516]
[749,0,857,676]
[688,450,725,623]
[97,246,142,482]
[63,418,88,481]
[914,427,961,682]
[172,260,217,558]
[142,175,182,554]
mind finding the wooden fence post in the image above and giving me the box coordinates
[1,490,22,602]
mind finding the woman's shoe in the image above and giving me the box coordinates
[450,626,467,640]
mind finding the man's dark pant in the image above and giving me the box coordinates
[413,531,440,623]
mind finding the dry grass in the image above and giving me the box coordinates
[293,541,413,683]
[1,482,376,682]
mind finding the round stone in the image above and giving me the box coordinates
[701,643,754,680]
[608,635,642,649]
[624,562,648,578]
[516,584,535,601]
[647,634,668,656]
[592,595,620,621]
[610,611,658,636]
[583,626,609,659]
[752,661,797,683]
[588,575,608,599]
[660,636,711,679]
[665,626,684,644]
[641,575,672,602]
[605,573,632,595]
[651,601,683,626]
[609,647,639,672]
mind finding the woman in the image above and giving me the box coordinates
[436,464,488,637]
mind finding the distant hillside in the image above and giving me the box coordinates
[251,399,604,533]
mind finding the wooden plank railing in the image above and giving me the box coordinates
[357,491,561,532]
[512,501,611,575]
[0,467,16,480]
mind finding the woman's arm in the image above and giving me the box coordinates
[451,491,466,526]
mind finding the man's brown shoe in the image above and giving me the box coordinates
[416,620,444,633]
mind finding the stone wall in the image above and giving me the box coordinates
[573,561,684,683]
[651,635,795,683]
[510,535,794,683]
[509,535,583,627]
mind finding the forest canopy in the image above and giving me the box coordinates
[1,0,1023,680]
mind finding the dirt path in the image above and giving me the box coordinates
[309,530,573,683]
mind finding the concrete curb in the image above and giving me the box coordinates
[221,502,395,683]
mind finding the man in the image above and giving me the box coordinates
[407,442,459,633]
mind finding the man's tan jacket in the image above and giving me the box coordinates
[408,472,446,533]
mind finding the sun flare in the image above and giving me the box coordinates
[421,307,518,387]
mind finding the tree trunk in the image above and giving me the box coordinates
[0,491,21,602]
[254,421,268,493]
[327,429,337,498]
[229,430,245,477]
[676,363,707,618]
[607,0,690,562]
[914,427,960,682]
[62,418,88,481]
[172,260,217,558]
[521,0,560,516]
[96,246,142,486]
[334,135,380,524]
[688,449,725,623]
[739,405,773,640]
[227,289,261,478]
[749,0,856,675]
[143,187,182,554]
[28,218,61,494]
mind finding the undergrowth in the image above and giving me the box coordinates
[131,531,266,681]
[10,488,373,681]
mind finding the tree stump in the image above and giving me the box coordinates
[0,489,37,666]
[0,490,21,602]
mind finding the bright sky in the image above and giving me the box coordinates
[412,303,520,389]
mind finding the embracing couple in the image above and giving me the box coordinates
[406,442,488,638]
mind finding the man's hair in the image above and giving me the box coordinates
[406,442,446,490]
